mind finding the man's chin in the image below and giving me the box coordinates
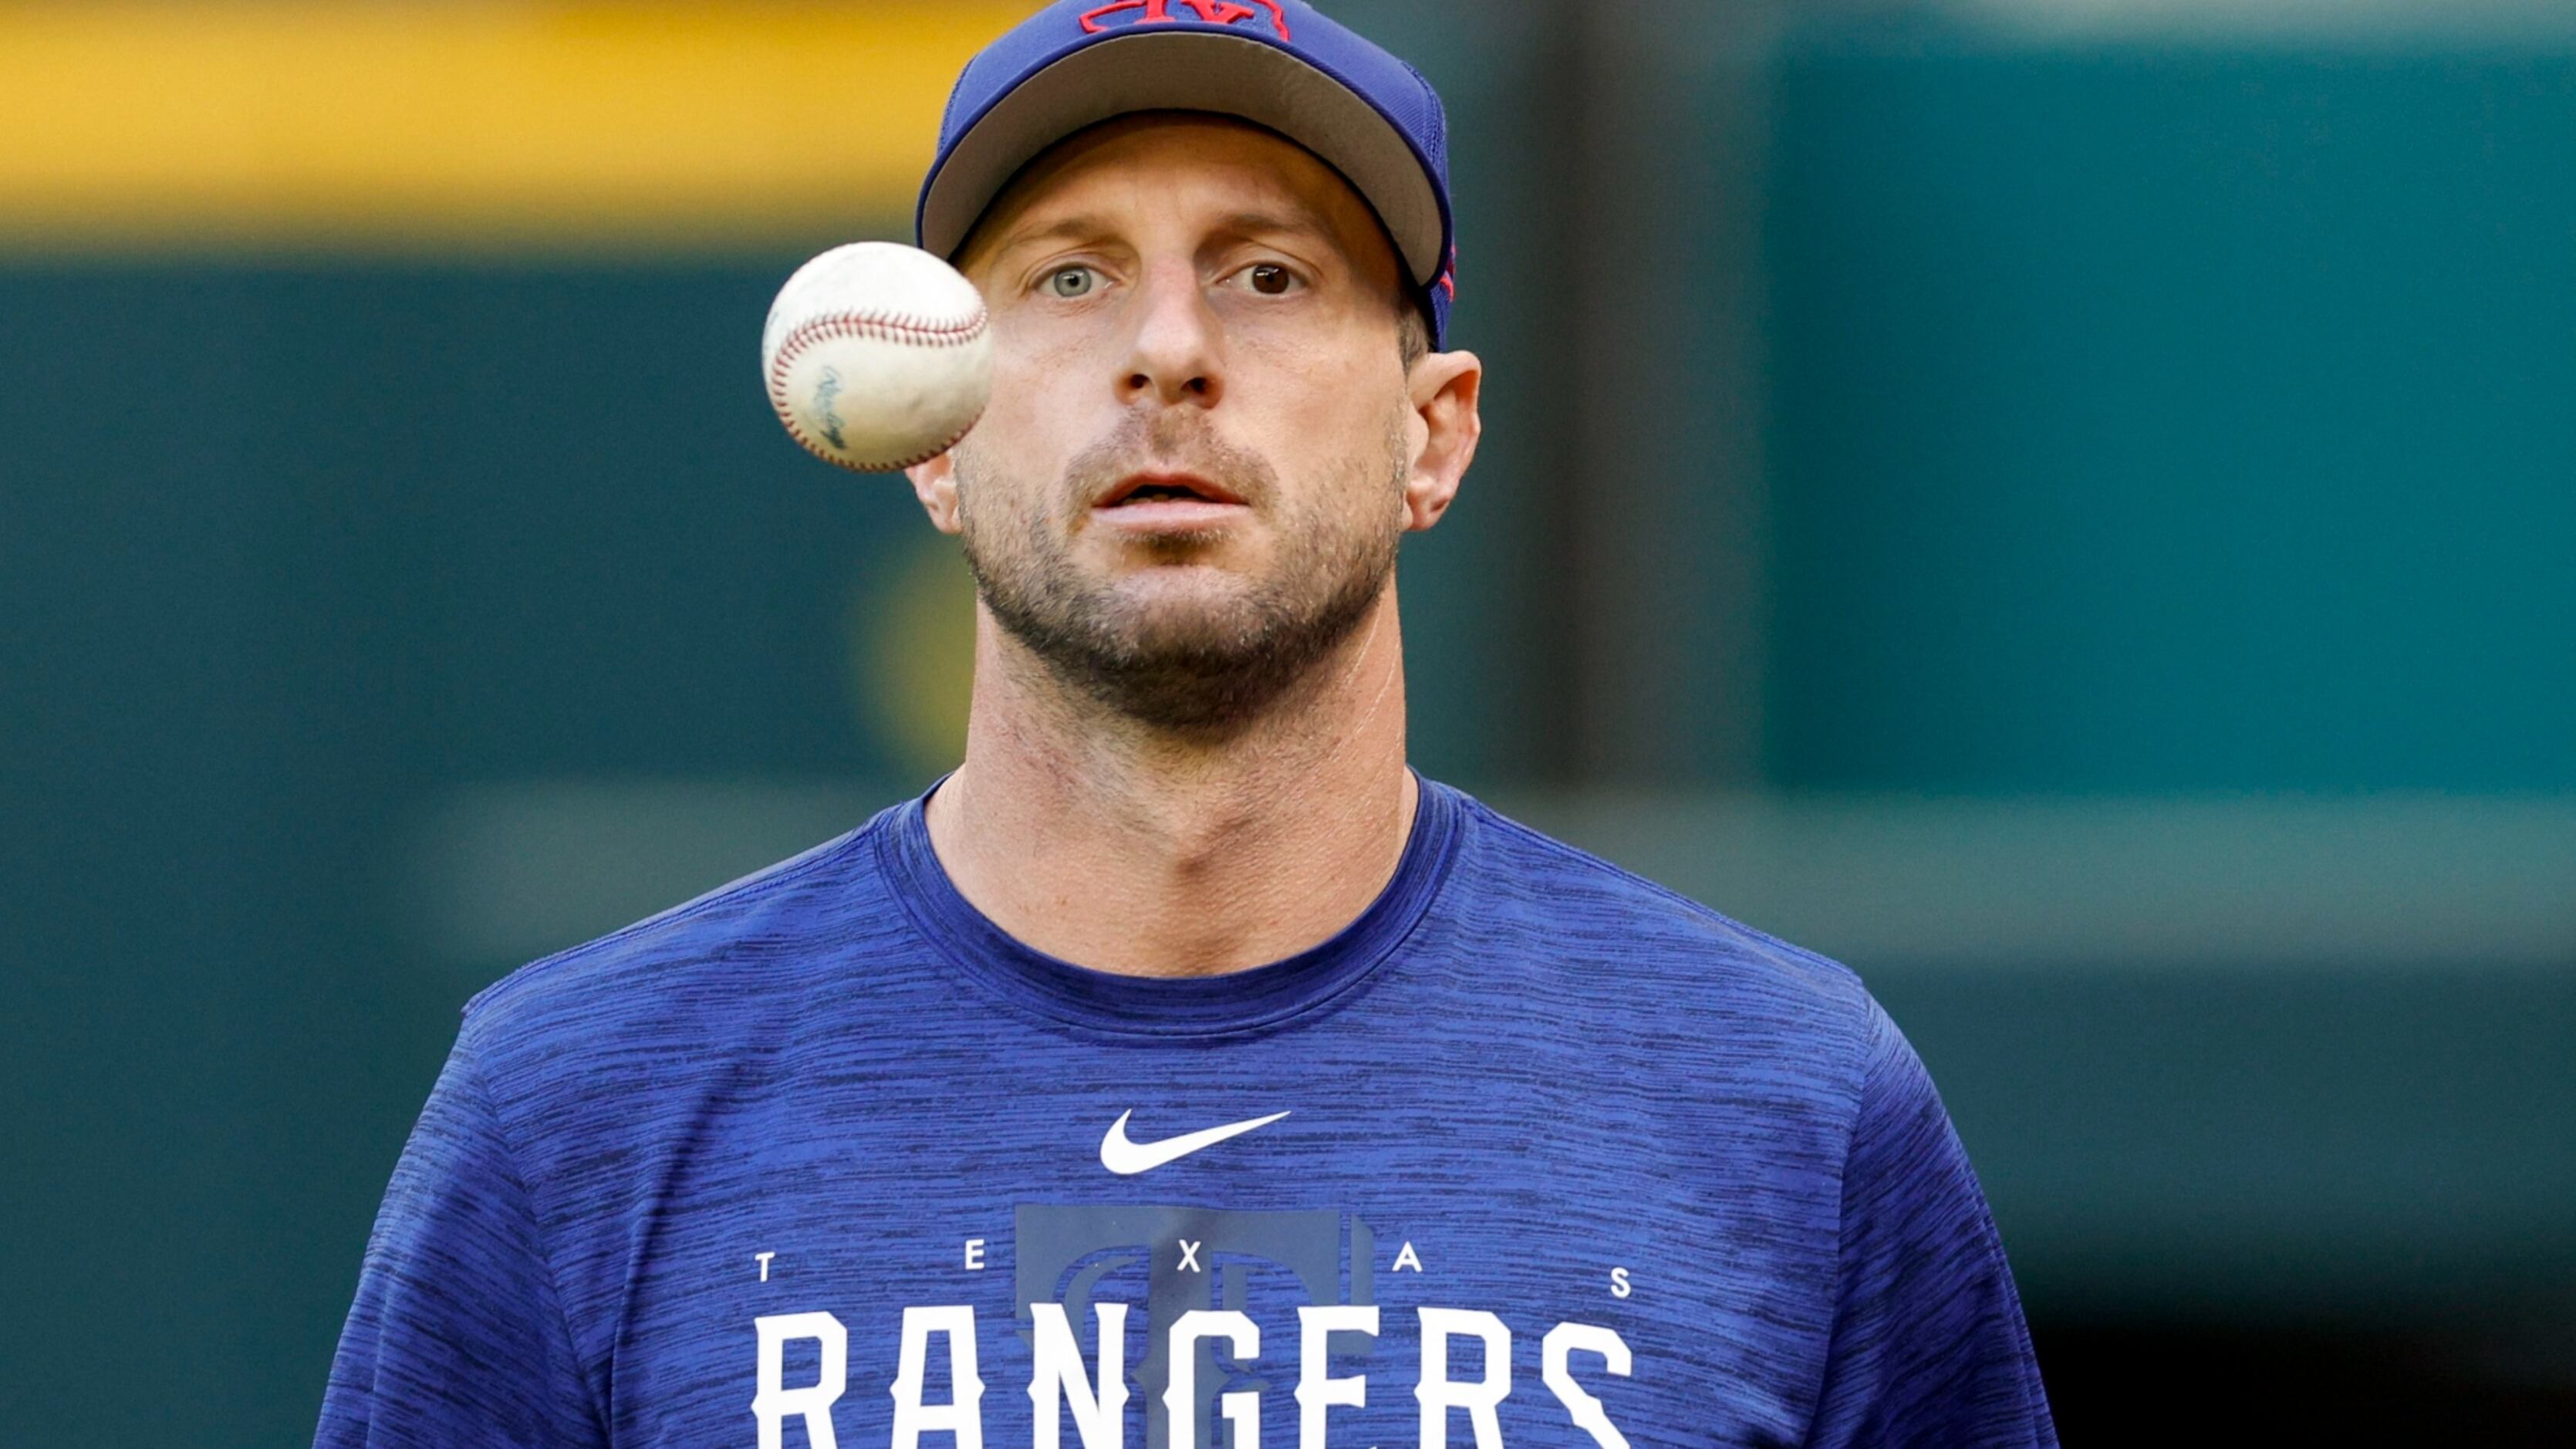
[1085,556,1262,609]
[1091,578,1277,655]
[969,529,1395,731]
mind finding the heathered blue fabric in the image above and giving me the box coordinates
[318,777,2057,1447]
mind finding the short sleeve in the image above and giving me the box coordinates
[316,1029,606,1447]
[1805,1001,2059,1448]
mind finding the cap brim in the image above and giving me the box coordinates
[918,29,1444,288]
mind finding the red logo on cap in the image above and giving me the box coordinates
[1078,0,1290,40]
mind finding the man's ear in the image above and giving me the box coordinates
[904,448,965,535]
[1403,349,1481,532]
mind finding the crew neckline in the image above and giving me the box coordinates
[876,772,1464,1038]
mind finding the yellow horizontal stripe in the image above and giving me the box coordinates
[0,2,1028,252]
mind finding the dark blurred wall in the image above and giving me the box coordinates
[2,262,905,1437]
[1767,39,2576,792]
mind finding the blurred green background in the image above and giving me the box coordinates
[5,1,2573,1442]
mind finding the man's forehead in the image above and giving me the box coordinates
[962,113,1389,269]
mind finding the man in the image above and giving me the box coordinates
[319,3,2057,1446]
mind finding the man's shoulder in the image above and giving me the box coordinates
[455,806,906,1059]
[1440,783,1875,1031]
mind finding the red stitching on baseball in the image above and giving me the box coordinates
[767,302,988,471]
[767,307,987,397]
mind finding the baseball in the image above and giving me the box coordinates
[761,242,993,473]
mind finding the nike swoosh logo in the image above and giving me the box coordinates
[1099,1109,1291,1175]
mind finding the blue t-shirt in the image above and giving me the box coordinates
[318,777,2056,1447]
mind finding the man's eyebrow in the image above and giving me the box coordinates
[1205,211,1335,245]
[982,212,1120,262]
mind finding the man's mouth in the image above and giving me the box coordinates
[1096,471,1246,508]
[1090,471,1251,532]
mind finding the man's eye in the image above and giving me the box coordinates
[1244,264,1296,296]
[1045,266,1097,299]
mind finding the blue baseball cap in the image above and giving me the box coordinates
[916,0,1457,348]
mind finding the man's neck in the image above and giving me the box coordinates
[922,586,1416,978]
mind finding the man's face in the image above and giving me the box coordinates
[934,114,1426,733]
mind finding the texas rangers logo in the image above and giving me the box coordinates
[1078,0,1291,40]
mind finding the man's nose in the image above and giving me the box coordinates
[1117,258,1224,410]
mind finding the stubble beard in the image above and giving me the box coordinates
[954,410,1406,736]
